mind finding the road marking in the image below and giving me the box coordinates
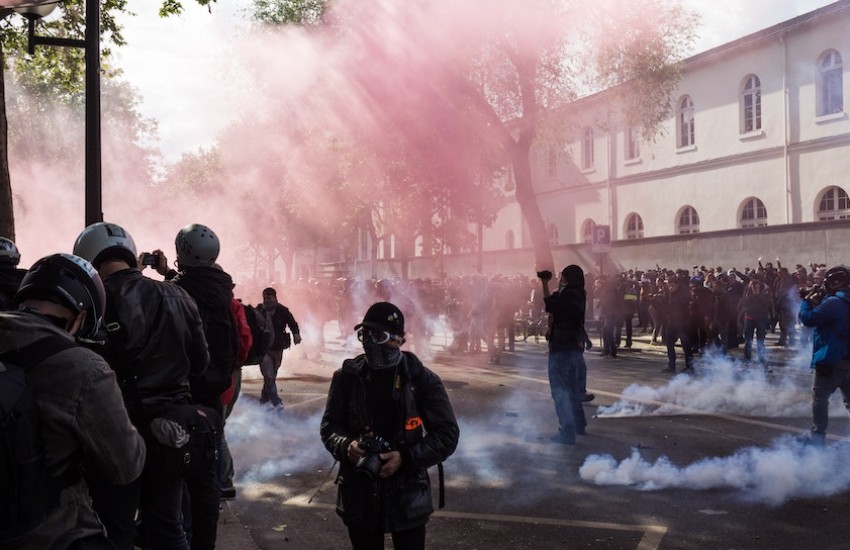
[280,493,667,549]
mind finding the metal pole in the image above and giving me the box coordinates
[84,0,101,226]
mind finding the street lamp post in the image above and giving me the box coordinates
[7,0,102,226]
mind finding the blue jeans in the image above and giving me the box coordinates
[743,317,767,364]
[811,360,850,435]
[547,350,587,439]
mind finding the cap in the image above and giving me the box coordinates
[355,301,405,336]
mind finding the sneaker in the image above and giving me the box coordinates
[220,487,236,500]
[582,393,595,403]
[797,433,826,447]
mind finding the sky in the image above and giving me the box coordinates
[111,0,840,162]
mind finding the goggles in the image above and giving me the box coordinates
[357,328,397,345]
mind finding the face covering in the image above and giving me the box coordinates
[263,298,276,308]
[363,339,403,370]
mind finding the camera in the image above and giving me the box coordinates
[801,284,826,305]
[537,270,553,281]
[354,435,392,480]
[141,252,159,267]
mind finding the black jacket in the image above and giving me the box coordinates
[544,287,587,352]
[171,267,238,401]
[256,302,300,351]
[0,266,26,310]
[320,352,459,533]
[100,268,208,423]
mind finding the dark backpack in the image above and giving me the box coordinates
[0,336,76,539]
[243,304,271,365]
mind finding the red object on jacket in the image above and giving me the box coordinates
[222,298,253,407]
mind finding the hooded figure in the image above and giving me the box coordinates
[540,265,589,444]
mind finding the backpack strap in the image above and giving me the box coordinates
[0,335,77,372]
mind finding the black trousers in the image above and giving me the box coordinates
[347,525,426,550]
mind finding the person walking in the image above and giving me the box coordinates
[256,287,301,408]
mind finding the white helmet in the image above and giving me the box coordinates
[0,237,20,266]
[175,224,220,268]
[73,222,138,269]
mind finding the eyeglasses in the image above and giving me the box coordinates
[357,328,395,345]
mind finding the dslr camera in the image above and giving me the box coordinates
[801,284,826,306]
[537,270,553,281]
[354,435,392,480]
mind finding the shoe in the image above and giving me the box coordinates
[797,433,826,447]
[220,487,236,500]
[582,393,595,403]
[681,367,695,374]
[660,367,675,373]
[576,426,587,435]
[550,433,576,445]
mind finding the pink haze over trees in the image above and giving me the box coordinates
[7,0,696,281]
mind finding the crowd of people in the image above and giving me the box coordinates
[0,227,460,550]
[5,224,850,549]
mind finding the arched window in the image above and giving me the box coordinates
[678,96,695,148]
[546,222,559,245]
[581,127,594,170]
[817,186,850,220]
[505,230,515,250]
[624,213,644,240]
[741,75,762,133]
[677,206,700,234]
[581,219,596,243]
[740,197,768,228]
[818,50,844,116]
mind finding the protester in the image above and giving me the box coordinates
[0,253,145,550]
[540,265,589,444]
[320,301,459,550]
[256,286,301,408]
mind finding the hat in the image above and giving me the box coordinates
[355,302,405,336]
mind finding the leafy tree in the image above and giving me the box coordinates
[0,0,217,241]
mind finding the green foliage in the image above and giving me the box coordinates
[250,0,329,26]
[159,0,218,17]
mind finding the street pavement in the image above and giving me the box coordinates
[214,324,850,549]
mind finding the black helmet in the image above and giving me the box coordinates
[14,253,106,340]
[0,237,21,266]
[824,265,850,293]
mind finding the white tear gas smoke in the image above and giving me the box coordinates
[226,398,329,485]
[595,346,846,418]
[579,436,850,506]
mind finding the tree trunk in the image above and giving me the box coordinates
[0,41,15,240]
[511,137,553,272]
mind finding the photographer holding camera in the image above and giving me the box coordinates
[321,302,459,550]
[799,265,850,445]
[540,265,589,444]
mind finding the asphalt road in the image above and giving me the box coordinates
[218,325,850,550]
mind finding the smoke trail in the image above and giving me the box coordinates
[226,398,329,484]
[579,436,850,506]
[595,346,843,418]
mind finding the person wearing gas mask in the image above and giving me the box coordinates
[799,265,850,445]
[256,287,301,408]
[540,265,590,444]
[320,302,459,550]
